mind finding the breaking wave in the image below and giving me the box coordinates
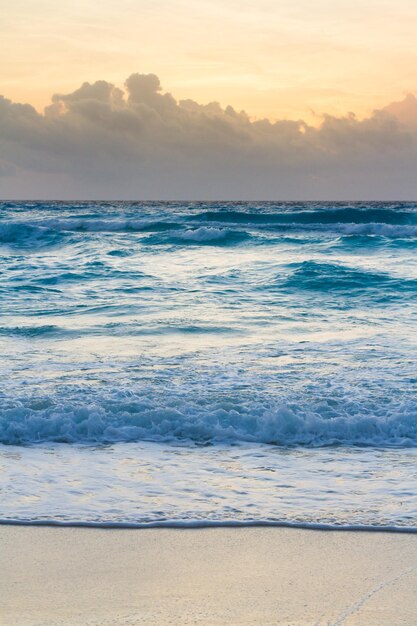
[2,390,417,447]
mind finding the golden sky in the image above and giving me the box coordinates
[2,0,417,121]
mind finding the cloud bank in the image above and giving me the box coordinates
[1,73,417,200]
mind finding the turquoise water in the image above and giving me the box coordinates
[1,201,417,528]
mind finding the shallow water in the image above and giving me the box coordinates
[1,201,416,529]
[2,443,417,530]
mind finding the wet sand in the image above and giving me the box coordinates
[1,526,417,625]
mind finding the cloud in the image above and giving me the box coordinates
[1,73,417,199]
[382,94,417,131]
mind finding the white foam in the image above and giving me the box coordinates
[177,227,232,242]
[300,222,417,237]
[1,391,416,447]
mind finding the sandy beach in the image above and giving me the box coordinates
[1,526,416,625]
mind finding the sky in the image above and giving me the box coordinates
[1,0,417,199]
[3,0,417,121]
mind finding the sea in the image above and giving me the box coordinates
[1,201,417,531]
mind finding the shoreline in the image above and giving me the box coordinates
[1,526,417,625]
[1,518,417,533]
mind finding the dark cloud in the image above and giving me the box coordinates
[1,73,417,199]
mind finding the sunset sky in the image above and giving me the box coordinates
[2,0,417,199]
[3,0,417,121]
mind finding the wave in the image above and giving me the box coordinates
[0,325,63,338]
[188,207,417,238]
[0,221,66,247]
[0,218,177,247]
[306,222,417,237]
[167,226,249,245]
[279,261,417,295]
[2,391,416,447]
[191,206,417,226]
[0,218,251,249]
[192,219,417,238]
[1,210,417,249]
[0,322,237,340]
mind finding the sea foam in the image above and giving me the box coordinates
[1,389,416,447]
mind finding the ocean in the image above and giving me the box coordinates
[1,201,417,530]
